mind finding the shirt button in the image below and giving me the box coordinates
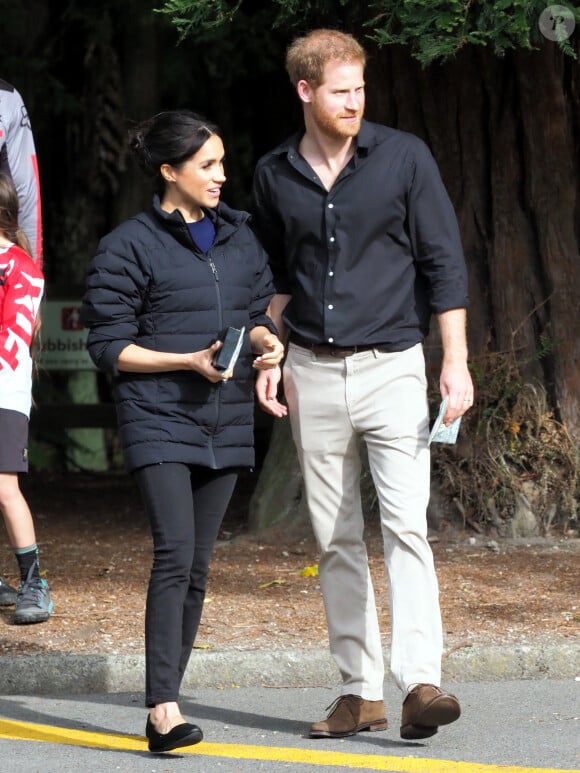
[328,337,334,343]
[328,304,334,310]
[328,271,334,276]
[329,237,335,242]
[328,203,334,209]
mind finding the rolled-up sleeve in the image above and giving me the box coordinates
[80,233,150,372]
[406,139,468,313]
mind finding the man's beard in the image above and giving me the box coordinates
[311,100,362,140]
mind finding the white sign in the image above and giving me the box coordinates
[38,299,95,371]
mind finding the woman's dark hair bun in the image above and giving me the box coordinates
[127,110,220,191]
[128,119,155,173]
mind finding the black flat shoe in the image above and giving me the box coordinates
[146,716,203,753]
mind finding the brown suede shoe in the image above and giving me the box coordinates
[309,694,388,738]
[400,684,461,740]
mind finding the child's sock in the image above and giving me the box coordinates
[15,545,40,584]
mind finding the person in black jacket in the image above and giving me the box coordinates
[81,110,283,753]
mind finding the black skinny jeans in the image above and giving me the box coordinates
[133,463,238,707]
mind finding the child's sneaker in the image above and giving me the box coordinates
[14,566,53,624]
[0,577,17,606]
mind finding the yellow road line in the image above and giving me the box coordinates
[0,718,575,773]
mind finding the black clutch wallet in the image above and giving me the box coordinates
[213,326,245,372]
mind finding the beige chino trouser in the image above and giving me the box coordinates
[284,342,443,698]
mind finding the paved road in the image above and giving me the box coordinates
[0,680,578,772]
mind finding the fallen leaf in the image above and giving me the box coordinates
[258,579,286,589]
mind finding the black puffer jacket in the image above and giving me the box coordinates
[81,196,276,472]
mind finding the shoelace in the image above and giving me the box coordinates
[18,578,47,607]
[324,694,359,717]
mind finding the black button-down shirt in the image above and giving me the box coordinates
[252,120,468,349]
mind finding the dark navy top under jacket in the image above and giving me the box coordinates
[252,119,468,350]
[80,196,277,473]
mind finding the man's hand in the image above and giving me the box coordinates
[440,361,473,423]
[437,308,474,424]
[255,366,287,417]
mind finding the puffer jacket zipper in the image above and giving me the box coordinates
[208,254,222,329]
[207,249,222,469]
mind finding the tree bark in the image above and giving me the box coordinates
[515,42,580,434]
[248,417,308,532]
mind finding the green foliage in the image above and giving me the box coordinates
[155,0,242,39]
[156,0,355,38]
[367,0,579,63]
[535,333,559,359]
[156,0,580,62]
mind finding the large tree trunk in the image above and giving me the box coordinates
[248,417,308,531]
[114,0,161,221]
[515,45,580,432]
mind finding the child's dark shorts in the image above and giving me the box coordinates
[0,408,30,473]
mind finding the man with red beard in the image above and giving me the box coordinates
[253,29,473,743]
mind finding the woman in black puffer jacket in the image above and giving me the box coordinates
[80,111,284,753]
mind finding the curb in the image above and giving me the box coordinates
[0,642,578,696]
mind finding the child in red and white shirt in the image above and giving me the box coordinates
[0,173,52,623]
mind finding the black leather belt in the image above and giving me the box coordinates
[290,334,391,358]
